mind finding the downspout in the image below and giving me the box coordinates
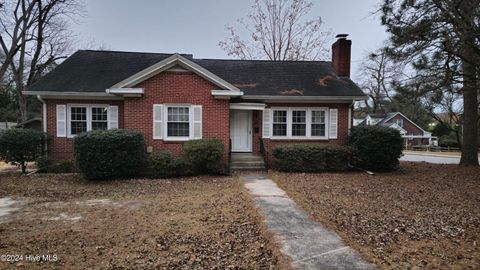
[348,103,353,131]
[37,95,48,153]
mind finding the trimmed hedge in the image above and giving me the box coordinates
[147,150,188,178]
[73,129,146,180]
[0,128,45,173]
[348,125,403,172]
[183,139,228,175]
[272,144,352,172]
[36,156,73,173]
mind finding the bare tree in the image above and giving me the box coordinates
[357,48,402,113]
[219,0,333,61]
[0,0,83,122]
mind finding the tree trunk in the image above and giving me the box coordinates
[14,81,28,123]
[21,161,26,174]
[459,54,479,166]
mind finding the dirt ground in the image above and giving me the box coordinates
[0,172,289,269]
[271,162,480,270]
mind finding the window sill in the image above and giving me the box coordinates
[269,137,329,140]
[161,137,191,142]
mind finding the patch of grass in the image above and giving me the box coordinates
[0,173,288,269]
[271,162,480,269]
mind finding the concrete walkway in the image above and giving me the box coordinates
[242,175,376,270]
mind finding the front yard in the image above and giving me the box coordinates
[0,173,288,269]
[271,162,480,269]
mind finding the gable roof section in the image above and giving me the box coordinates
[110,54,240,92]
[376,112,428,135]
[26,50,365,98]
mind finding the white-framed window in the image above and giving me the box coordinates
[272,110,287,136]
[311,110,326,137]
[153,104,202,141]
[292,110,307,136]
[167,106,190,138]
[66,104,113,137]
[396,119,404,128]
[270,107,329,139]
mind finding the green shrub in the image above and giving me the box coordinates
[0,129,45,173]
[73,129,146,180]
[182,138,227,175]
[348,126,403,172]
[147,150,187,178]
[36,156,73,173]
[272,144,352,172]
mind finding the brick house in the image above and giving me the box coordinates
[357,112,434,147]
[24,34,365,168]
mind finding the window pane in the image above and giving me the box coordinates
[92,107,107,121]
[71,121,87,135]
[311,111,325,123]
[168,107,189,122]
[273,124,287,136]
[273,110,287,123]
[292,111,306,123]
[92,121,108,130]
[311,124,326,136]
[167,123,190,137]
[292,124,306,136]
[71,107,86,121]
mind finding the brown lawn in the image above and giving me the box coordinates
[0,173,289,269]
[271,162,480,270]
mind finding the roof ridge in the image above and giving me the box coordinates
[196,58,331,63]
[79,49,188,56]
[77,50,330,63]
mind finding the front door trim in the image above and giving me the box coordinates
[230,110,252,152]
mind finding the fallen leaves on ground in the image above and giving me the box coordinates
[0,173,287,269]
[271,162,480,270]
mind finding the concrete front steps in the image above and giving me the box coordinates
[230,153,266,170]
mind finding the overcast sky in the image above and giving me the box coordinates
[71,0,388,78]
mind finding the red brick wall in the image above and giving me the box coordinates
[386,114,424,135]
[44,99,124,160]
[124,71,230,158]
[258,103,351,166]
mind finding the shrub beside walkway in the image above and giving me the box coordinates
[242,174,376,270]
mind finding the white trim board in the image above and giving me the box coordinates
[230,103,266,111]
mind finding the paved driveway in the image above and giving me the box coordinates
[400,152,480,164]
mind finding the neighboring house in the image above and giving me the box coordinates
[0,122,17,130]
[23,34,365,165]
[14,118,42,130]
[356,112,434,147]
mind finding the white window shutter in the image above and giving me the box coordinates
[329,108,338,139]
[262,109,271,138]
[56,105,66,137]
[192,105,202,139]
[153,104,163,139]
[108,106,119,129]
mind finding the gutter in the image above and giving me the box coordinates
[240,95,367,102]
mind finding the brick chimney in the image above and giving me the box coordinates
[332,34,352,77]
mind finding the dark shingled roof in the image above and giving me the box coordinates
[28,50,364,97]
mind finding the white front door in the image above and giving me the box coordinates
[230,110,252,152]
